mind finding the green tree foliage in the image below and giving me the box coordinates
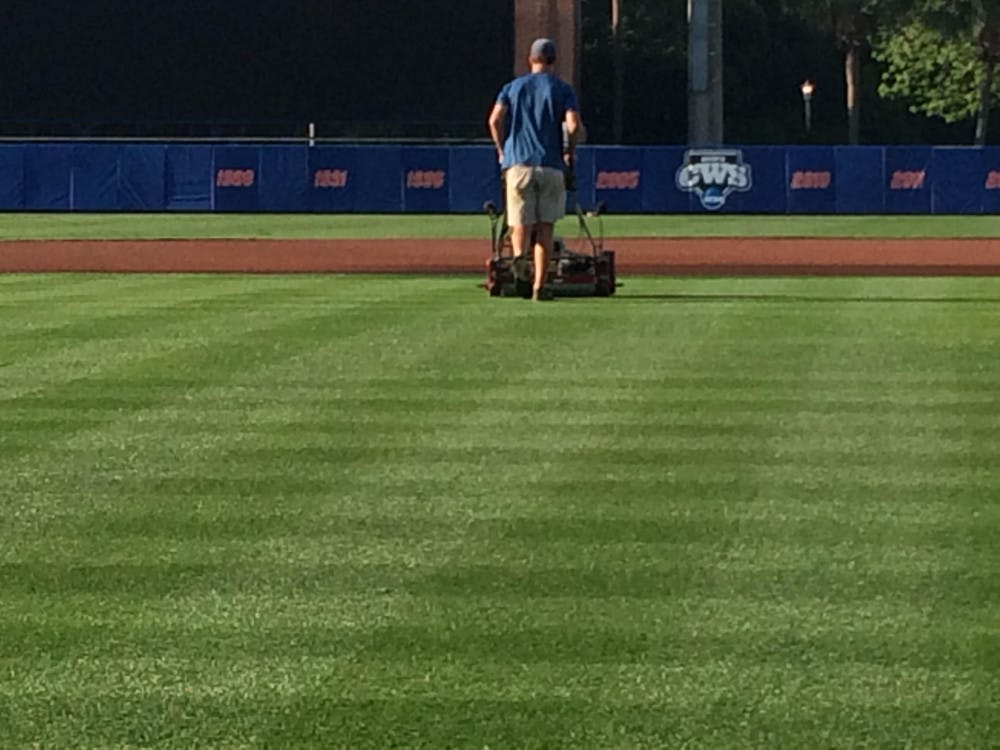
[577,0,989,144]
[875,21,994,121]
[874,0,1000,143]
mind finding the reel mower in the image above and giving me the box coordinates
[483,185,617,299]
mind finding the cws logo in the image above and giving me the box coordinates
[676,150,752,210]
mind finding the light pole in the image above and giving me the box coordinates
[800,80,815,134]
[612,0,623,143]
[688,0,723,145]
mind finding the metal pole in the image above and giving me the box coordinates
[708,0,723,144]
[612,0,624,143]
[688,0,723,146]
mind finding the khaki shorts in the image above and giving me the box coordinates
[504,165,566,226]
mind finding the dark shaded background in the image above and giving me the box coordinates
[0,0,514,137]
[0,0,982,143]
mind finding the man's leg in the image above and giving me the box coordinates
[532,167,567,300]
[506,166,534,260]
[509,223,534,295]
[505,166,536,294]
[532,222,554,296]
[510,224,531,259]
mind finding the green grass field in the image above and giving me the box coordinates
[0,211,998,239]
[2,272,998,748]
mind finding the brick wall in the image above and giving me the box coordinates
[513,0,579,92]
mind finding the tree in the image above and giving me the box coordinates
[875,0,1000,144]
[580,0,687,143]
[780,0,906,143]
[834,1,870,144]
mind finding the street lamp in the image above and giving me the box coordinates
[800,80,815,133]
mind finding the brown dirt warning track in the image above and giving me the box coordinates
[0,237,998,275]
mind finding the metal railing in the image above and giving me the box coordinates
[0,119,492,144]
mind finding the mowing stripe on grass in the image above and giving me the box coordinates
[1,275,998,748]
[0,212,998,239]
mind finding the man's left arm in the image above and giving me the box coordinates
[563,108,581,166]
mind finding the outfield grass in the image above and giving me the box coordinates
[1,274,998,748]
[0,211,997,239]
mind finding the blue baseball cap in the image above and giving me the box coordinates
[530,38,556,62]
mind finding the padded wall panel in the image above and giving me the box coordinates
[259,146,309,212]
[213,146,261,212]
[308,146,358,212]
[166,145,213,211]
[24,145,72,210]
[449,146,501,213]
[0,146,25,210]
[402,147,450,212]
[982,148,1000,214]
[932,147,984,214]
[119,146,166,211]
[593,147,643,213]
[72,144,120,210]
[786,147,836,214]
[353,146,402,212]
[640,147,688,213]
[885,147,933,214]
[835,146,884,214]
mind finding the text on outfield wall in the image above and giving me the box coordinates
[314,169,349,188]
[216,169,255,187]
[595,171,640,189]
[406,170,446,189]
[790,171,832,189]
[890,170,926,190]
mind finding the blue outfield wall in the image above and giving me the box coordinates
[0,142,998,214]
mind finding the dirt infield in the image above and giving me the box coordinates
[1,237,999,275]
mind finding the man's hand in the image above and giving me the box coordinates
[563,109,582,194]
[563,154,576,193]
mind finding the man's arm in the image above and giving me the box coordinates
[488,103,508,164]
[563,108,582,166]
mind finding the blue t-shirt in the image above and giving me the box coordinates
[496,73,577,171]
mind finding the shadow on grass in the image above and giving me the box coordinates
[618,293,1000,304]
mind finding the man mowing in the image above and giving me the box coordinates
[488,37,583,301]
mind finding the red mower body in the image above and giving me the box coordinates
[483,192,618,299]
[485,239,616,298]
